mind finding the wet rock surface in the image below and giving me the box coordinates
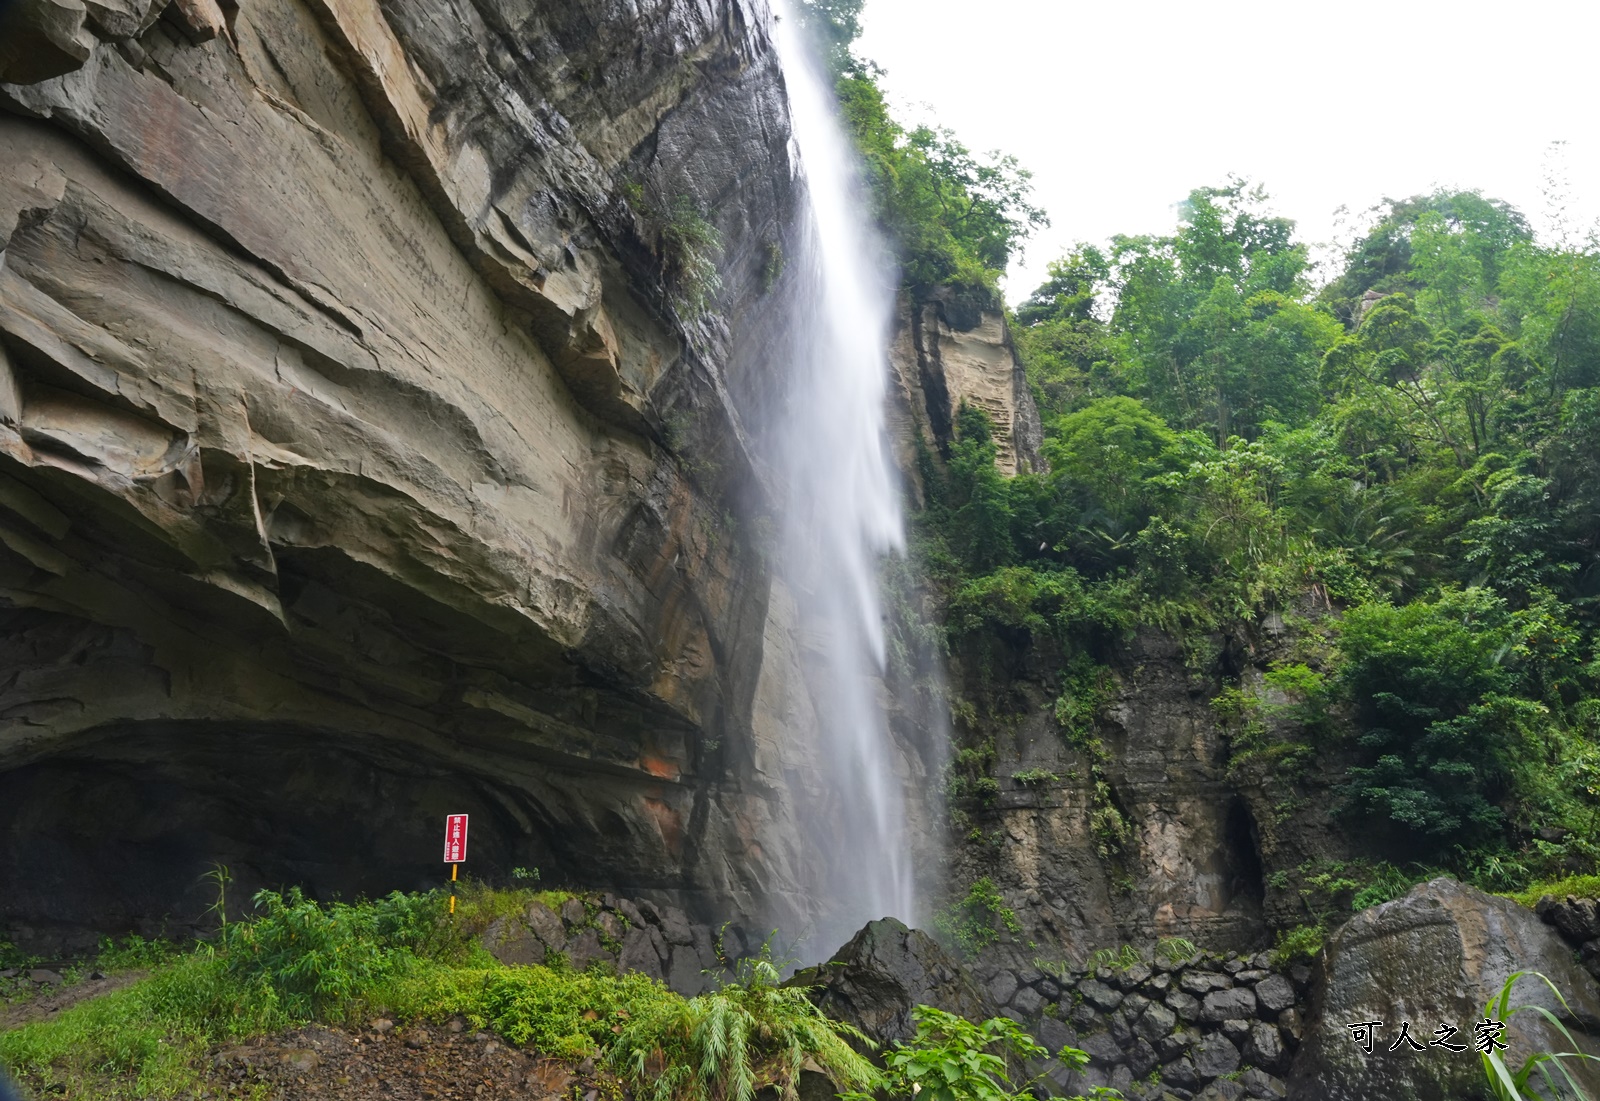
[482,892,727,997]
[790,918,996,1046]
[0,0,841,951]
[1538,892,1600,984]
[954,947,1307,1100]
[1289,878,1600,1100]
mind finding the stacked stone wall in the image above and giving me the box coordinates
[973,950,1311,1101]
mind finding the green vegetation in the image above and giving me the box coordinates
[1503,874,1600,909]
[2,883,1129,1101]
[1155,937,1200,965]
[795,0,1045,303]
[1269,924,1325,969]
[894,171,1600,896]
[800,0,1600,922]
[1481,971,1600,1100]
[0,885,870,1100]
[858,1005,1115,1101]
[659,196,724,318]
[612,954,878,1101]
[933,877,1021,957]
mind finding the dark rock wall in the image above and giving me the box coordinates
[944,619,1358,962]
[981,949,1309,1101]
[0,0,827,949]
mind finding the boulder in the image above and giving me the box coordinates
[1081,978,1125,1010]
[1253,973,1296,1013]
[1012,986,1044,1015]
[1078,1030,1125,1065]
[1192,1032,1240,1077]
[1166,990,1201,1019]
[1160,1056,1202,1088]
[1035,1014,1075,1055]
[1200,986,1258,1022]
[1288,877,1600,1100]
[1238,1067,1287,1099]
[481,917,546,967]
[987,970,1019,1006]
[1243,1020,1286,1072]
[618,927,665,982]
[523,902,567,955]
[1135,1001,1178,1043]
[565,929,613,973]
[790,919,994,1046]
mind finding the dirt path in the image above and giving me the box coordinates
[205,1021,600,1101]
[0,971,146,1031]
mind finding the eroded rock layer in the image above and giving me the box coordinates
[0,0,818,947]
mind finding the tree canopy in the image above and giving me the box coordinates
[919,177,1600,881]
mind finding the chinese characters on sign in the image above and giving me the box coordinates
[1346,1018,1505,1056]
[443,813,469,864]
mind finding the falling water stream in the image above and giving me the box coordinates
[769,1,915,950]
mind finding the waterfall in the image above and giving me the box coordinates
[769,0,915,949]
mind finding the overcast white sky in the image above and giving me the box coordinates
[854,0,1600,304]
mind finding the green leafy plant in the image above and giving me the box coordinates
[934,878,1021,957]
[611,949,876,1101]
[1085,945,1141,973]
[1270,923,1324,968]
[861,1005,1117,1101]
[1012,767,1060,787]
[659,197,723,317]
[220,887,419,1019]
[1480,970,1600,1100]
[1155,937,1199,964]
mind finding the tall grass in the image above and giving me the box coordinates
[1481,971,1600,1100]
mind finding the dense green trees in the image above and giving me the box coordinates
[794,0,1046,301]
[925,178,1600,885]
[798,0,1599,890]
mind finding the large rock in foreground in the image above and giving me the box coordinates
[1289,878,1600,1100]
[790,918,994,1046]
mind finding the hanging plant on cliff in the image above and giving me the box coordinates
[658,197,725,319]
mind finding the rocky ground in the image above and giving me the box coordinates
[205,1021,602,1101]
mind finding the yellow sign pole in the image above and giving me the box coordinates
[450,863,458,914]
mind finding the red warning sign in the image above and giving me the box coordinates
[443,813,469,863]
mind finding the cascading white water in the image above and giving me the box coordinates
[769,0,915,948]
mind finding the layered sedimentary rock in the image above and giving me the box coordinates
[887,289,1044,490]
[0,0,826,947]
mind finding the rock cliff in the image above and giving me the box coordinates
[887,289,1044,493]
[0,0,835,948]
[943,618,1357,963]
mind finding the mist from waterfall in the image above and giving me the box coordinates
[769,0,915,951]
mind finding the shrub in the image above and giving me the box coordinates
[1270,923,1324,968]
[659,197,723,317]
[861,1005,1115,1101]
[934,878,1021,957]
[611,953,876,1101]
[1481,971,1600,1100]
[220,887,427,1020]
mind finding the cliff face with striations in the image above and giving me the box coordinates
[0,0,834,948]
[887,290,1044,496]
